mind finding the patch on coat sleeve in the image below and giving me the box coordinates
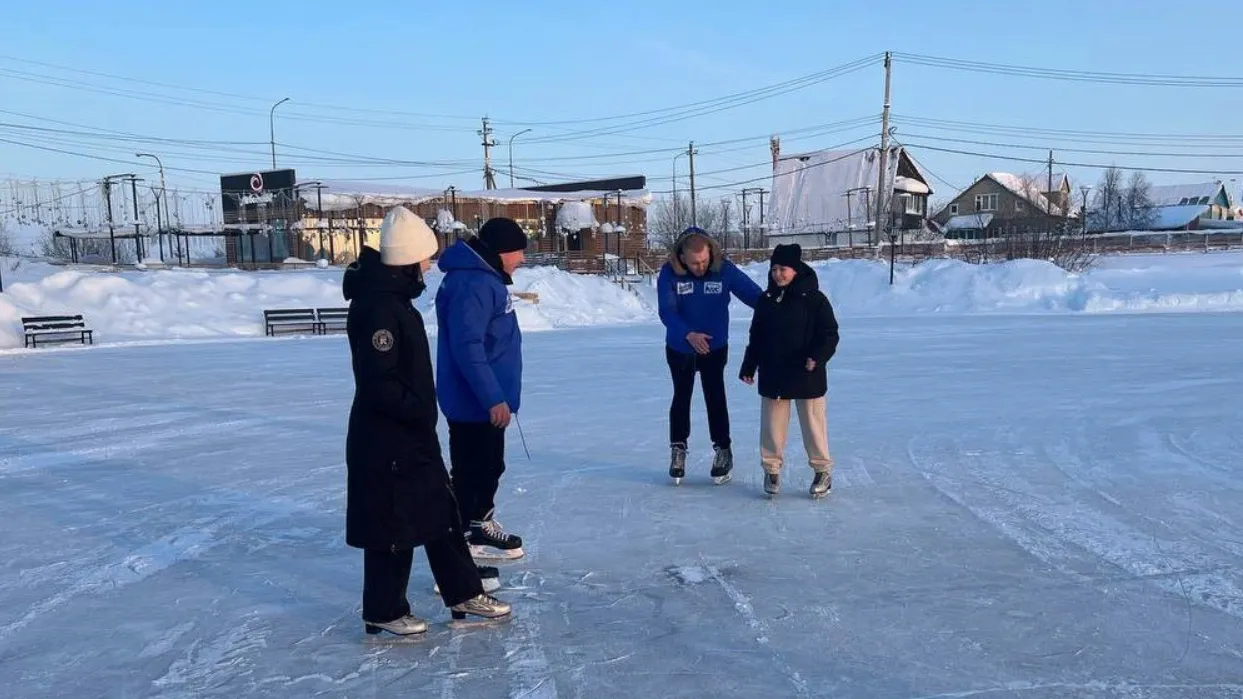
[371,328,395,352]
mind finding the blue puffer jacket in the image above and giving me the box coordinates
[658,231,763,354]
[434,239,522,423]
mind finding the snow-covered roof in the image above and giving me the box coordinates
[942,213,994,231]
[1147,182,1226,208]
[768,146,933,235]
[986,172,1063,215]
[1149,203,1210,230]
[297,179,652,213]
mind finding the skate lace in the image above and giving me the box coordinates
[481,519,515,543]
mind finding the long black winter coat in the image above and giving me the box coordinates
[739,263,840,400]
[343,247,457,551]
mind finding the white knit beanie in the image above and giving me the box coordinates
[379,205,438,266]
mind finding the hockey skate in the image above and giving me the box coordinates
[434,565,500,595]
[364,614,428,638]
[449,593,513,628]
[763,472,780,497]
[468,515,525,561]
[710,446,733,485]
[669,443,687,485]
[810,472,832,499]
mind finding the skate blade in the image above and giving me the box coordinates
[434,577,501,595]
[448,613,513,630]
[363,628,427,644]
[811,490,830,500]
[712,474,732,485]
[671,477,682,485]
[470,545,525,562]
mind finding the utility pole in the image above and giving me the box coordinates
[1080,185,1091,235]
[1047,150,1056,216]
[741,188,750,249]
[875,51,892,248]
[757,188,768,248]
[127,174,144,261]
[508,128,532,188]
[269,97,290,169]
[687,141,698,228]
[480,118,497,190]
[136,153,167,262]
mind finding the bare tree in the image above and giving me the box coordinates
[0,221,14,256]
[1122,170,1157,231]
[648,193,728,250]
[1089,166,1125,233]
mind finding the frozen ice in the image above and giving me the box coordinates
[2,308,1243,696]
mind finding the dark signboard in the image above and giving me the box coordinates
[220,168,297,221]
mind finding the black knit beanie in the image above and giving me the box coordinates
[770,243,802,268]
[479,217,529,253]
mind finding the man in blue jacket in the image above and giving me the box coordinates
[436,217,528,563]
[657,227,763,486]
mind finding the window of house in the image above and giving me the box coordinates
[974,193,997,212]
[949,204,959,215]
[1015,201,1025,213]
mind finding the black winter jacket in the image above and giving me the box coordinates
[343,247,457,551]
[739,263,840,400]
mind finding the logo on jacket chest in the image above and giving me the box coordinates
[704,281,723,295]
[676,281,693,295]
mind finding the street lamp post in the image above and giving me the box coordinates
[270,97,290,169]
[508,129,532,188]
[135,153,168,262]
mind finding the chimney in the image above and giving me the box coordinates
[770,135,781,171]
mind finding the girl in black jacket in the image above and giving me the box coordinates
[739,244,840,498]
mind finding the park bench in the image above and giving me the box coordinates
[263,308,320,336]
[316,307,348,334]
[23,315,94,349]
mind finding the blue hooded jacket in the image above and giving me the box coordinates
[434,239,522,423]
[658,230,763,354]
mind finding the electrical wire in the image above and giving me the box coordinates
[895,52,1243,88]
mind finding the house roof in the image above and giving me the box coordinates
[942,213,994,231]
[767,146,933,235]
[1147,182,1226,208]
[986,172,1066,215]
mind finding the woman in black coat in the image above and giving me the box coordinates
[739,243,840,499]
[343,206,511,637]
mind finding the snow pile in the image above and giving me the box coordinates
[3,250,1243,350]
[0,258,654,350]
[555,201,597,233]
[728,251,1243,317]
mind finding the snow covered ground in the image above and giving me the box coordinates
[3,248,1243,351]
[3,308,1243,697]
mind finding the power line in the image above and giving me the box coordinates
[899,141,1243,176]
[893,113,1243,145]
[895,131,1243,160]
[895,52,1243,88]
[649,142,879,195]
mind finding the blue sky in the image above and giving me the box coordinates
[3,0,1241,204]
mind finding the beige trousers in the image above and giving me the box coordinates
[759,397,833,475]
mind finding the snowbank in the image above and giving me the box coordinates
[0,257,653,350]
[723,250,1243,317]
[3,250,1243,350]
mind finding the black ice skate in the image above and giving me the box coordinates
[764,472,780,496]
[710,446,733,485]
[468,516,525,561]
[810,472,832,499]
[669,443,687,485]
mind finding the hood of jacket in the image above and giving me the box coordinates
[437,237,511,285]
[342,245,427,301]
[766,260,819,298]
[667,229,724,276]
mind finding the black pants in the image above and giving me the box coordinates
[362,531,483,620]
[448,421,507,530]
[666,345,731,449]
